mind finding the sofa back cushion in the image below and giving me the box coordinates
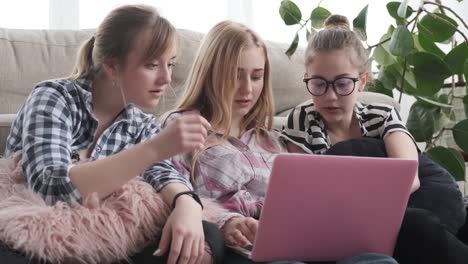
[0,27,308,116]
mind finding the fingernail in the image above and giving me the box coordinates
[153,248,161,256]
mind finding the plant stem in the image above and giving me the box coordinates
[423,1,468,31]
[421,7,468,42]
[430,127,449,148]
[317,0,324,7]
[398,59,408,104]
[368,37,391,49]
[398,12,420,104]
[449,75,456,104]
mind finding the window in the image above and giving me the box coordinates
[0,0,49,29]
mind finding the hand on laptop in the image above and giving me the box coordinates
[223,216,258,248]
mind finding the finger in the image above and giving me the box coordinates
[238,222,255,243]
[232,229,250,247]
[156,225,171,256]
[183,114,211,131]
[226,233,238,246]
[245,219,258,242]
[177,236,192,264]
[188,237,201,264]
[198,116,211,130]
[183,125,208,139]
[167,231,183,264]
[198,239,207,264]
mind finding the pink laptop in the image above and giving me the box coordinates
[247,153,418,262]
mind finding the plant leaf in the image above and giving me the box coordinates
[464,96,468,118]
[387,1,414,19]
[427,147,466,181]
[418,34,445,58]
[417,13,458,43]
[408,52,452,95]
[389,26,414,56]
[453,119,468,152]
[406,101,435,142]
[285,33,299,58]
[310,7,331,29]
[445,43,468,75]
[385,63,418,94]
[366,79,394,97]
[353,4,368,41]
[465,58,468,92]
[377,67,398,90]
[414,95,452,108]
[279,0,302,26]
[373,43,396,66]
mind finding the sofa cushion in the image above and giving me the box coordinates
[0,28,94,114]
[0,27,309,116]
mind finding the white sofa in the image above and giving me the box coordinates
[0,27,399,155]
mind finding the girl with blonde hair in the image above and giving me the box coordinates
[165,20,397,264]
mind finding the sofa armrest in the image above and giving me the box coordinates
[0,114,15,156]
[0,114,16,128]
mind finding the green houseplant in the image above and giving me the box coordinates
[279,0,468,181]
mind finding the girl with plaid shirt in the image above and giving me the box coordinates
[2,5,222,264]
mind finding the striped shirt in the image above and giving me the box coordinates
[5,78,192,205]
[281,101,413,154]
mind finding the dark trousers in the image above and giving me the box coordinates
[327,138,468,264]
[0,221,224,264]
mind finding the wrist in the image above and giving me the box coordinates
[145,136,163,162]
[172,191,204,210]
[223,216,243,229]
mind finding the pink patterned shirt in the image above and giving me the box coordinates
[167,113,286,227]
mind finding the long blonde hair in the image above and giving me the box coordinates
[176,20,275,181]
[69,5,176,80]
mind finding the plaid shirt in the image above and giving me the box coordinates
[5,78,192,205]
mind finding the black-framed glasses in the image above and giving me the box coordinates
[303,76,360,96]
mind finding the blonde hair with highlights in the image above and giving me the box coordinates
[176,20,275,181]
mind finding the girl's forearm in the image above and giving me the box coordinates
[69,139,160,199]
[384,132,420,193]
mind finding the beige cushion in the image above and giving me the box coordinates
[0,28,309,116]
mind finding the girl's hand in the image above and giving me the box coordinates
[223,217,258,248]
[156,195,206,264]
[152,114,211,161]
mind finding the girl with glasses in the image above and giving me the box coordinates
[281,14,468,264]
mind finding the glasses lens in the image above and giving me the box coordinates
[307,78,327,95]
[334,78,355,95]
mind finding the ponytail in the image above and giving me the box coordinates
[69,35,96,80]
[68,5,175,81]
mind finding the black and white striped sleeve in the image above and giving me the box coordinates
[280,103,316,153]
[379,106,413,140]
